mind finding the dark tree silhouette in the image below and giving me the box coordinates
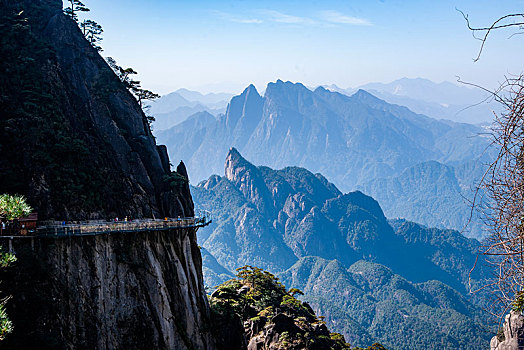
[80,19,103,51]
[105,57,160,127]
[63,0,89,22]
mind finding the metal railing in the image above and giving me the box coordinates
[0,212,212,238]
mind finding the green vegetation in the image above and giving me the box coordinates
[0,195,32,221]
[0,249,16,341]
[163,172,189,191]
[511,291,524,312]
[0,195,23,340]
[209,265,387,350]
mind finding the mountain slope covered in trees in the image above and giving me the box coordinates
[192,149,492,349]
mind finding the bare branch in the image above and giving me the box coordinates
[457,9,524,61]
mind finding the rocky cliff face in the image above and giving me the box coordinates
[491,311,524,350]
[0,1,213,348]
[0,229,214,350]
[0,0,191,220]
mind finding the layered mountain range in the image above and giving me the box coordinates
[193,149,493,349]
[327,77,498,124]
[157,81,493,238]
[149,89,231,131]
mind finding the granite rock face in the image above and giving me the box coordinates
[0,229,214,350]
[491,311,524,350]
[0,0,190,220]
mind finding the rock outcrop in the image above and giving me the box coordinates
[491,311,524,350]
[0,229,214,350]
[0,0,189,220]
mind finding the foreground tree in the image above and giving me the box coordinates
[0,194,32,221]
[0,194,20,340]
[0,250,16,341]
[209,265,387,350]
[461,10,524,319]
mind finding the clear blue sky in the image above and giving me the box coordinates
[79,0,524,95]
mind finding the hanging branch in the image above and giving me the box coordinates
[473,75,524,320]
[458,9,524,62]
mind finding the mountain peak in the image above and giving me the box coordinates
[353,89,377,98]
[224,148,274,214]
[242,83,260,97]
[224,84,264,134]
[225,147,254,180]
[227,147,242,161]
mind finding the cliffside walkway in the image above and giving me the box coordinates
[0,213,212,239]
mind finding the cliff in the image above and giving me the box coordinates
[0,0,191,220]
[0,229,214,350]
[491,311,524,350]
[0,0,214,348]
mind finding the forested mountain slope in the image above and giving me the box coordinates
[192,149,492,349]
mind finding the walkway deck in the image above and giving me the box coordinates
[0,216,212,239]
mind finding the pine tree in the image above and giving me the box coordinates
[80,19,103,51]
[105,57,160,127]
[63,0,89,22]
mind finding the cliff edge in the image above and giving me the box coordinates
[0,229,214,349]
[0,0,191,220]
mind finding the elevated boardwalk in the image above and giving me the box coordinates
[0,215,212,239]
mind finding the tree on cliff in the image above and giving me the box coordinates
[105,57,159,126]
[63,0,89,23]
[64,1,103,52]
[80,19,103,51]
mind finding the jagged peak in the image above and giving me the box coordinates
[176,160,189,179]
[197,174,222,190]
[233,83,261,100]
[265,80,310,95]
[224,147,254,178]
[226,147,242,161]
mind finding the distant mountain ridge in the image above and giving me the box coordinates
[158,80,492,238]
[158,80,490,188]
[358,160,488,238]
[192,149,492,349]
[325,77,498,124]
[149,89,232,131]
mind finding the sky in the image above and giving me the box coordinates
[79,0,524,95]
